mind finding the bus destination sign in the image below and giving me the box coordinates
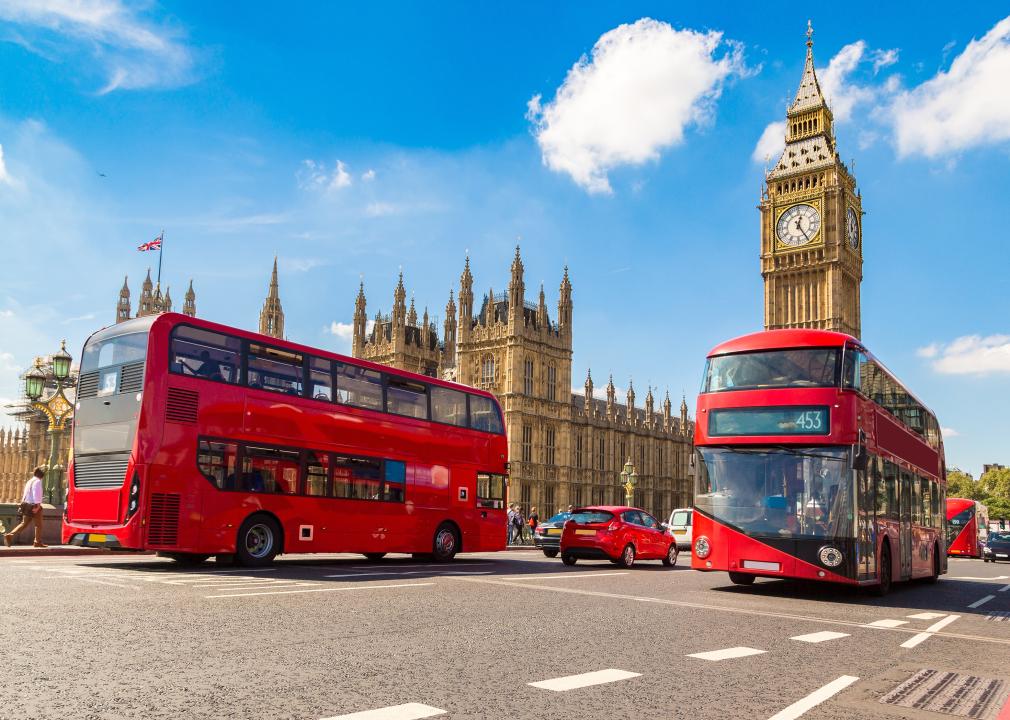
[708,406,830,437]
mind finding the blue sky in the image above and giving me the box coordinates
[0,2,1008,476]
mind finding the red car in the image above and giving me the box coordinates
[560,506,679,568]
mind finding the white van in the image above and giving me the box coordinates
[668,508,693,551]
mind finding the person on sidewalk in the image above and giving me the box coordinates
[4,467,47,548]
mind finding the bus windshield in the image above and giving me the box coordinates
[946,505,975,546]
[694,446,853,539]
[703,348,839,393]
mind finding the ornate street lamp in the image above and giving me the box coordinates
[620,457,638,506]
[22,341,76,506]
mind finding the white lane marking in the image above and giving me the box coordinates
[687,646,766,662]
[900,614,961,649]
[324,570,492,579]
[906,612,947,620]
[444,576,1010,647]
[501,572,629,581]
[999,584,1010,593]
[969,595,996,609]
[321,702,446,719]
[866,619,908,628]
[528,668,641,691]
[205,582,434,598]
[348,563,492,570]
[790,631,850,643]
[191,582,316,590]
[72,578,142,590]
[954,575,1009,581]
[767,675,859,720]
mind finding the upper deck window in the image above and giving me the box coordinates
[170,326,241,384]
[703,348,839,393]
[336,362,383,411]
[469,394,504,434]
[247,343,303,396]
[386,378,427,419]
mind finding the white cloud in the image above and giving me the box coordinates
[328,321,354,340]
[298,159,352,191]
[752,120,786,163]
[60,312,96,325]
[279,257,324,273]
[941,427,960,438]
[819,41,876,123]
[891,16,1010,158]
[871,48,899,74]
[364,201,397,217]
[362,169,376,181]
[0,309,14,318]
[0,144,13,185]
[0,0,198,93]
[528,18,747,194]
[0,351,20,372]
[919,334,1010,375]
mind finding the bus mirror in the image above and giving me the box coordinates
[851,444,867,472]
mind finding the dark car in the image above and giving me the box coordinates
[533,512,571,557]
[983,532,1010,563]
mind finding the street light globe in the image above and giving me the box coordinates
[25,364,46,401]
[53,340,72,380]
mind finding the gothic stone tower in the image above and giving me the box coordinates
[259,256,285,339]
[117,272,195,323]
[760,22,863,338]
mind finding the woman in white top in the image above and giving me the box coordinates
[4,467,47,548]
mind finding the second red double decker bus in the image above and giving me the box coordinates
[64,313,509,565]
[946,498,985,558]
[692,329,946,595]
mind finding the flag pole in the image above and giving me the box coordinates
[157,230,164,286]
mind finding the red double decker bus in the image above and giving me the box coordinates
[692,330,947,595]
[64,313,509,565]
[946,498,984,558]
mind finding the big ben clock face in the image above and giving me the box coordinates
[846,207,860,249]
[776,204,821,247]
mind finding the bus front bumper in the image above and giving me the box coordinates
[68,532,126,549]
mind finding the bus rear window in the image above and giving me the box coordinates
[703,348,839,393]
[82,332,148,373]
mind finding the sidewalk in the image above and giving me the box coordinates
[0,544,147,558]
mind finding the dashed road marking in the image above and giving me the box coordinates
[952,575,1009,581]
[1000,584,1010,593]
[969,595,996,609]
[324,570,491,578]
[528,668,641,691]
[866,619,908,628]
[499,572,629,581]
[767,675,859,720]
[687,646,767,662]
[900,614,961,649]
[790,631,849,643]
[348,563,492,570]
[906,612,947,620]
[205,582,435,598]
[321,702,446,719]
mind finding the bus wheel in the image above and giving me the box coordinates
[663,544,679,567]
[432,523,459,563]
[542,549,559,558]
[158,552,209,566]
[363,553,387,561]
[237,515,280,567]
[561,553,577,566]
[728,571,755,586]
[874,544,892,597]
[618,544,636,568]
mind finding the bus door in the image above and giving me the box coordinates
[899,471,913,580]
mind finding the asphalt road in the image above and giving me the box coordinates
[2,551,1009,720]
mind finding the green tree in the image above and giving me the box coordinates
[980,467,1010,500]
[946,469,984,501]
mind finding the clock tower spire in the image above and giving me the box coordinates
[760,21,863,338]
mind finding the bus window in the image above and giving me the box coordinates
[882,461,899,521]
[308,357,333,402]
[248,344,304,396]
[431,386,468,427]
[386,378,428,419]
[383,460,406,502]
[170,326,240,384]
[469,395,503,434]
[336,363,383,411]
[477,472,506,509]
[198,440,238,489]
[336,455,382,500]
[304,450,329,497]
[243,445,300,494]
[841,348,866,391]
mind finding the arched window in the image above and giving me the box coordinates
[480,354,495,389]
[524,357,534,395]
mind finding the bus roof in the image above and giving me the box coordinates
[708,329,856,357]
[107,312,499,400]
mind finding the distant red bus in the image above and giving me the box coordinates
[692,329,947,595]
[64,313,509,565]
[946,498,983,558]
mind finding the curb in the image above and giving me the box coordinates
[0,547,154,558]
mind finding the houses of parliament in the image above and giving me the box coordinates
[2,25,863,517]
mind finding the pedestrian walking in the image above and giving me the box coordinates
[528,506,539,534]
[511,503,525,545]
[507,504,517,545]
[4,467,47,548]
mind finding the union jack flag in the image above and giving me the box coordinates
[138,235,163,252]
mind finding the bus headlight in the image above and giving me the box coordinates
[694,536,711,559]
[818,546,843,568]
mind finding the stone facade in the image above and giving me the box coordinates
[352,248,694,520]
[0,423,52,504]
[116,270,196,323]
[259,257,285,339]
[760,23,863,338]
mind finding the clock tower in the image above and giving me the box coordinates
[760,22,863,338]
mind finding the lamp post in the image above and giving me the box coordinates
[23,340,75,506]
[619,457,638,506]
